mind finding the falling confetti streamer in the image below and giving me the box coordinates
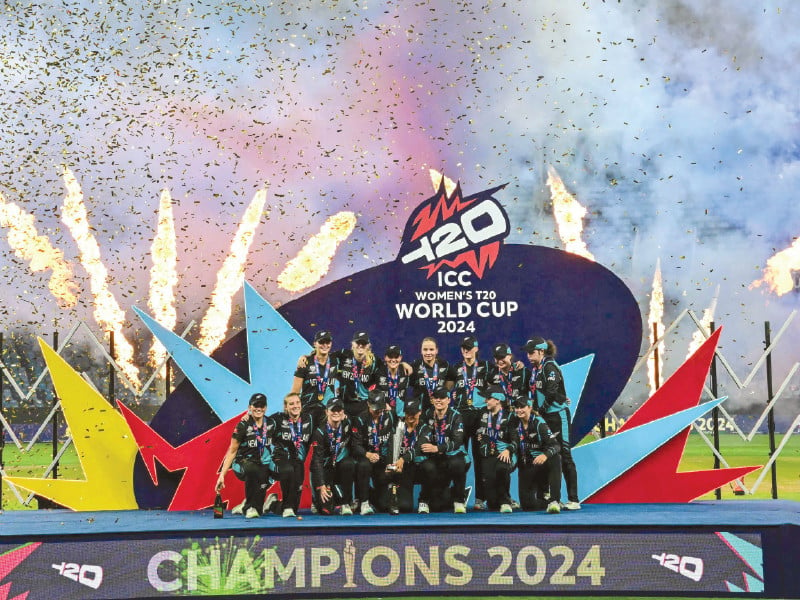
[197,189,267,355]
[147,188,178,370]
[277,211,357,293]
[750,238,800,296]
[546,165,596,261]
[0,191,79,308]
[647,258,665,395]
[60,166,141,390]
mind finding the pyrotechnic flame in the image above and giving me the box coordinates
[0,191,79,308]
[750,237,800,295]
[647,259,665,394]
[429,168,457,197]
[60,166,141,390]
[147,189,178,369]
[197,189,267,355]
[546,165,596,261]
[277,211,357,292]
[686,285,719,359]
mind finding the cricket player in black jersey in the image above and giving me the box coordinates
[216,393,277,519]
[420,387,468,513]
[385,399,429,514]
[268,392,314,517]
[488,343,528,406]
[309,398,357,515]
[510,395,562,513]
[352,390,397,514]
[375,345,411,417]
[292,330,338,425]
[333,331,383,418]
[445,335,491,509]
[476,384,517,513]
[409,337,449,413]
[525,336,580,510]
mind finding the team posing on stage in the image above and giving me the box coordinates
[215,331,581,518]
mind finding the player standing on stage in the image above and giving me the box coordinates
[216,393,277,519]
[489,343,527,406]
[335,331,382,419]
[476,384,517,513]
[269,392,314,517]
[446,335,491,510]
[525,336,580,510]
[510,396,562,513]
[292,330,338,425]
[352,390,397,514]
[309,398,357,515]
[385,398,429,514]
[420,388,468,513]
[409,337,449,413]
[375,345,411,417]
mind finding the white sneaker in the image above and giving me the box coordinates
[417,501,430,514]
[340,504,353,515]
[454,502,466,514]
[562,501,581,510]
[282,508,296,518]
[499,503,512,513]
[231,500,245,516]
[510,499,521,510]
[360,501,375,515]
[547,501,561,514]
[263,493,278,514]
[473,498,487,511]
[245,507,260,519]
[310,503,318,514]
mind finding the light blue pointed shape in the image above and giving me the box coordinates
[134,282,311,420]
[717,532,764,580]
[743,572,765,593]
[243,281,312,396]
[561,354,593,419]
[572,397,726,501]
[725,581,746,593]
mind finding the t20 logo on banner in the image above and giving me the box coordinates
[399,181,510,279]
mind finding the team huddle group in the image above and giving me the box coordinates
[215,330,580,519]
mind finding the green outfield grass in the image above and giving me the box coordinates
[2,434,798,510]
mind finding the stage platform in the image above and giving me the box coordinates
[1,500,798,599]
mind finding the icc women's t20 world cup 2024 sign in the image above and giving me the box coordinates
[5,179,759,513]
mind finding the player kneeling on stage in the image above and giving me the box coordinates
[267,392,313,518]
[216,393,278,519]
[352,390,397,514]
[511,397,562,514]
[384,398,429,514]
[476,384,517,513]
[420,388,468,513]
[310,398,357,515]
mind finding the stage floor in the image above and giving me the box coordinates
[0,501,797,599]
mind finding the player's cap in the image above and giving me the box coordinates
[314,330,333,343]
[352,331,370,344]
[249,393,268,408]
[385,345,402,358]
[523,336,548,353]
[327,398,345,412]
[493,343,512,359]
[404,399,421,415]
[460,336,478,350]
[368,390,387,410]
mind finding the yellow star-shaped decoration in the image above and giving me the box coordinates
[5,340,138,510]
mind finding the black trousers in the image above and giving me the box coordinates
[387,462,425,513]
[461,409,485,500]
[420,453,467,509]
[273,457,305,512]
[355,457,393,510]
[518,454,562,510]
[311,456,356,514]
[480,455,514,510]
[542,410,579,503]
[234,460,272,515]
